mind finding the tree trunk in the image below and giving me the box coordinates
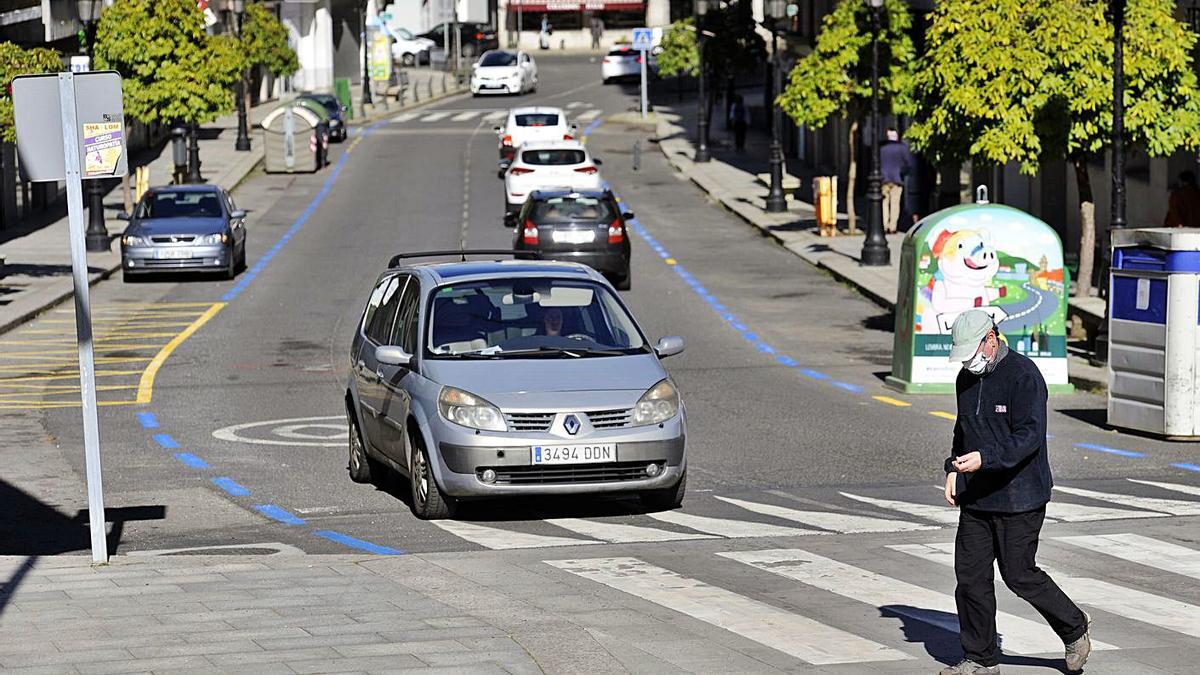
[1073,158,1096,297]
[846,120,859,234]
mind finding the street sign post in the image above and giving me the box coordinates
[12,71,128,564]
[632,27,653,119]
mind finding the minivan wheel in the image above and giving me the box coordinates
[409,434,456,519]
[640,470,686,511]
[347,412,373,484]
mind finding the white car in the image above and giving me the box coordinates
[502,141,603,214]
[495,106,577,161]
[390,27,435,66]
[601,45,656,83]
[471,50,537,96]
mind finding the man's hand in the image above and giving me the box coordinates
[953,451,983,473]
[945,472,957,506]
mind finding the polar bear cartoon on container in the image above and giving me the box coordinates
[918,228,1007,332]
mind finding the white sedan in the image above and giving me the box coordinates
[390,27,435,66]
[502,141,603,214]
[471,50,537,96]
[601,45,656,83]
[495,106,576,161]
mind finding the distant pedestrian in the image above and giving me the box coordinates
[880,128,914,234]
[729,95,749,152]
[940,310,1093,675]
[1164,170,1200,228]
[539,14,552,50]
[590,17,605,50]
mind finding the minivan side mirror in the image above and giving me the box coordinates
[654,336,685,359]
[116,211,131,220]
[493,125,503,134]
[230,209,247,219]
[504,211,518,227]
[593,158,603,166]
[375,345,412,367]
[622,211,635,221]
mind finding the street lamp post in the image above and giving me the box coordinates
[763,0,787,213]
[77,0,110,252]
[1093,0,1128,366]
[694,0,711,163]
[859,0,890,267]
[360,1,372,107]
[229,0,251,152]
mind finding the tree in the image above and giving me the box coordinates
[776,0,915,233]
[94,0,245,127]
[908,0,1200,295]
[0,43,63,143]
[656,19,698,79]
[241,2,298,78]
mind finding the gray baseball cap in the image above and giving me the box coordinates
[949,310,994,362]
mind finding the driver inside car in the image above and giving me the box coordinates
[542,306,564,336]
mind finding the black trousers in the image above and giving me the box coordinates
[954,506,1087,666]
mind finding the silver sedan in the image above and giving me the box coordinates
[119,185,247,281]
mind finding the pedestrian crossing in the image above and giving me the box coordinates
[543,530,1200,667]
[389,103,605,126]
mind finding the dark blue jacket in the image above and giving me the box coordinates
[880,140,914,185]
[944,349,1052,513]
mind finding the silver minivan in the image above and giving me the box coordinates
[344,254,686,520]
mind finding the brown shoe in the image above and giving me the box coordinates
[1065,612,1093,673]
[939,660,1000,675]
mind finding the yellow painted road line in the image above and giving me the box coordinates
[0,359,153,370]
[0,384,139,398]
[872,395,912,408]
[137,302,225,404]
[930,411,957,421]
[0,399,138,410]
[346,136,364,154]
[665,258,677,265]
[0,370,145,383]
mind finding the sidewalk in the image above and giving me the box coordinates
[0,72,466,338]
[651,104,1108,391]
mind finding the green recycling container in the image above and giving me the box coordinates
[335,78,353,120]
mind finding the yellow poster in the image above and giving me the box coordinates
[83,121,124,177]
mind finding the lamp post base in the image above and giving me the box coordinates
[860,241,890,267]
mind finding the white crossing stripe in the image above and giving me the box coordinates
[1127,478,1200,498]
[1054,485,1200,516]
[565,101,585,109]
[483,110,507,122]
[391,111,422,123]
[546,557,912,665]
[1056,533,1200,581]
[451,110,483,121]
[431,520,600,549]
[1046,499,1166,522]
[420,111,453,122]
[891,543,1200,639]
[544,517,717,543]
[648,510,822,538]
[720,549,1118,655]
[716,496,937,533]
[574,109,601,122]
[839,492,961,526]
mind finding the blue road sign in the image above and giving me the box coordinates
[632,27,653,51]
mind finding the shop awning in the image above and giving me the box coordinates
[509,0,645,12]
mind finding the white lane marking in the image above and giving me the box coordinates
[543,518,717,543]
[431,520,600,550]
[891,542,1200,639]
[565,101,585,109]
[720,549,1118,655]
[451,110,483,121]
[212,415,346,447]
[392,111,422,123]
[574,109,601,122]
[1054,485,1200,516]
[127,542,306,556]
[1056,533,1200,581]
[1127,479,1200,498]
[420,111,453,122]
[647,510,822,538]
[483,110,507,122]
[546,557,911,665]
[839,492,961,526]
[1046,500,1167,522]
[716,496,937,533]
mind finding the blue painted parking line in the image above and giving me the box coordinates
[800,369,830,380]
[1074,442,1147,459]
[174,453,209,469]
[212,477,251,497]
[1171,462,1200,473]
[253,504,306,526]
[153,433,179,449]
[833,381,864,393]
[777,355,799,367]
[314,530,404,555]
[137,412,159,429]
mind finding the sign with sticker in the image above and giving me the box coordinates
[82,121,124,177]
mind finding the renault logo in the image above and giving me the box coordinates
[563,414,581,436]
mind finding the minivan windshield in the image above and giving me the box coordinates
[138,191,223,219]
[427,278,647,358]
[479,52,518,67]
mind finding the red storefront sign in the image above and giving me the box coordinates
[510,0,645,12]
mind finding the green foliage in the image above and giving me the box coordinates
[703,0,766,80]
[241,2,298,77]
[777,0,915,130]
[0,42,63,143]
[95,0,245,126]
[657,19,698,78]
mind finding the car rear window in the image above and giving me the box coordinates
[515,113,559,127]
[139,192,223,219]
[531,196,617,222]
[479,52,517,66]
[607,48,634,57]
[521,149,586,165]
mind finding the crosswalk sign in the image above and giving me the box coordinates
[632,27,653,51]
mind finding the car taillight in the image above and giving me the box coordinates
[608,219,624,244]
[523,220,539,245]
[636,55,643,64]
[475,32,485,40]
[509,167,535,176]
[502,134,513,146]
[563,134,574,140]
[602,57,611,63]
[574,165,598,175]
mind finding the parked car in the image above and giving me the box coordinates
[419,22,498,59]
[390,27,435,66]
[297,93,347,142]
[344,252,687,519]
[119,185,247,282]
[501,141,604,214]
[495,106,576,162]
[510,189,633,290]
[601,44,656,83]
[471,50,537,96]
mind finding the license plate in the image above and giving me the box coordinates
[155,249,193,259]
[531,444,616,465]
[551,230,595,244]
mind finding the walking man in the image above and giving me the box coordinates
[941,310,1092,675]
[729,95,749,153]
[590,16,605,51]
[880,127,914,233]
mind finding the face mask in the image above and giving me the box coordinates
[964,350,989,375]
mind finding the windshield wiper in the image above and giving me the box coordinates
[490,347,584,358]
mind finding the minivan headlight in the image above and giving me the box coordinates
[122,235,147,246]
[438,386,507,432]
[632,379,679,426]
[199,233,228,245]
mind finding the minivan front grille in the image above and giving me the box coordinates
[504,411,555,432]
[586,408,633,429]
[150,235,196,243]
[478,461,661,485]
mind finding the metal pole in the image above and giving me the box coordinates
[764,29,787,213]
[233,7,251,152]
[694,2,710,163]
[186,122,203,183]
[639,46,648,118]
[361,1,372,106]
[58,73,108,564]
[83,19,109,252]
[1094,0,1126,366]
[859,3,890,266]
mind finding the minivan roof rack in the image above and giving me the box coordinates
[388,249,540,268]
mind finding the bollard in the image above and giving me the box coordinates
[441,72,447,94]
[428,77,434,99]
[633,140,641,172]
